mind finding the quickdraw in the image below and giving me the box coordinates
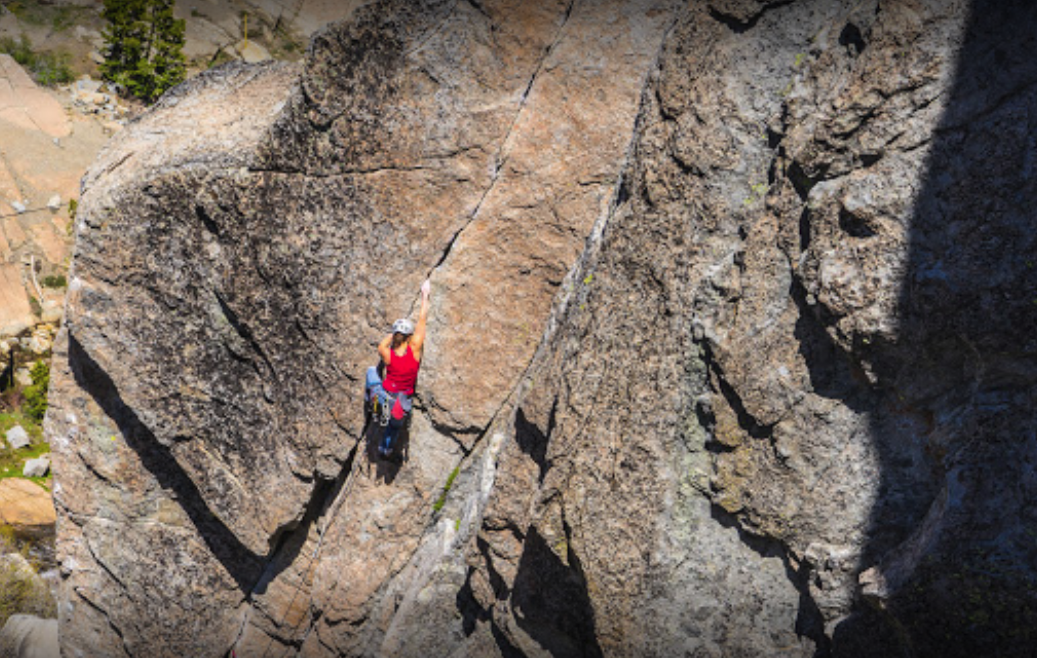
[376,391,398,427]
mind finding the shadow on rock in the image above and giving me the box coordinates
[68,335,265,591]
[364,416,410,485]
[510,527,604,658]
[836,1,1037,655]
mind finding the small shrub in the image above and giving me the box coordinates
[51,5,83,32]
[33,50,75,86]
[0,525,18,554]
[207,48,235,69]
[0,34,74,86]
[41,274,66,289]
[0,35,34,67]
[0,555,56,627]
[22,361,49,423]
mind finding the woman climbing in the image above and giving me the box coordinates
[366,279,431,459]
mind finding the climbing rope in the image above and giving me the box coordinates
[0,204,60,220]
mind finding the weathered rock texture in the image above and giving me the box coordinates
[0,478,56,539]
[49,0,1037,657]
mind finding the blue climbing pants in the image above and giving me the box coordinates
[365,366,412,454]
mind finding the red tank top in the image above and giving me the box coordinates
[384,345,420,395]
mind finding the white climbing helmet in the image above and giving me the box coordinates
[392,318,415,335]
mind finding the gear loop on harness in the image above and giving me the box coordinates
[379,391,395,427]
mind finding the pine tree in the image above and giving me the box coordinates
[99,0,186,103]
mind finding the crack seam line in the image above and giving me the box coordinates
[72,588,133,658]
[233,435,363,657]
[412,2,681,471]
[384,0,584,441]
[429,3,679,450]
[518,6,682,374]
[76,541,137,657]
[83,537,130,593]
[403,0,462,59]
[416,0,579,285]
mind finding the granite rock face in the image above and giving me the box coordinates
[50,1,682,656]
[49,0,1037,657]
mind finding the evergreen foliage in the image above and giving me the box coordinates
[22,361,49,423]
[99,0,186,102]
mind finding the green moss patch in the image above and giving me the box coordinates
[433,465,460,513]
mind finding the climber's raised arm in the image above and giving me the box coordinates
[377,333,393,365]
[411,280,431,358]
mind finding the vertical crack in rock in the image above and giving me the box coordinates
[234,426,365,654]
[72,589,132,658]
[195,204,222,238]
[422,0,579,284]
[461,0,492,22]
[420,0,674,452]
[704,348,777,440]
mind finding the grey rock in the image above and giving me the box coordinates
[39,301,62,325]
[74,77,102,95]
[14,368,32,388]
[11,201,26,214]
[0,615,59,658]
[22,456,50,478]
[6,425,30,450]
[52,1,683,654]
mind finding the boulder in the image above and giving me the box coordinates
[39,301,62,325]
[234,40,271,64]
[0,479,55,538]
[0,615,59,658]
[46,0,1037,656]
[51,1,684,654]
[73,77,102,96]
[5,426,30,450]
[14,368,32,388]
[22,456,50,478]
[25,335,50,355]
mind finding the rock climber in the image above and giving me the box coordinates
[365,279,431,459]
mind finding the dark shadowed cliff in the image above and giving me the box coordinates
[47,1,1037,656]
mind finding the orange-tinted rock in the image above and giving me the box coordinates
[0,55,69,139]
[0,263,31,337]
[0,478,55,538]
[52,1,682,655]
